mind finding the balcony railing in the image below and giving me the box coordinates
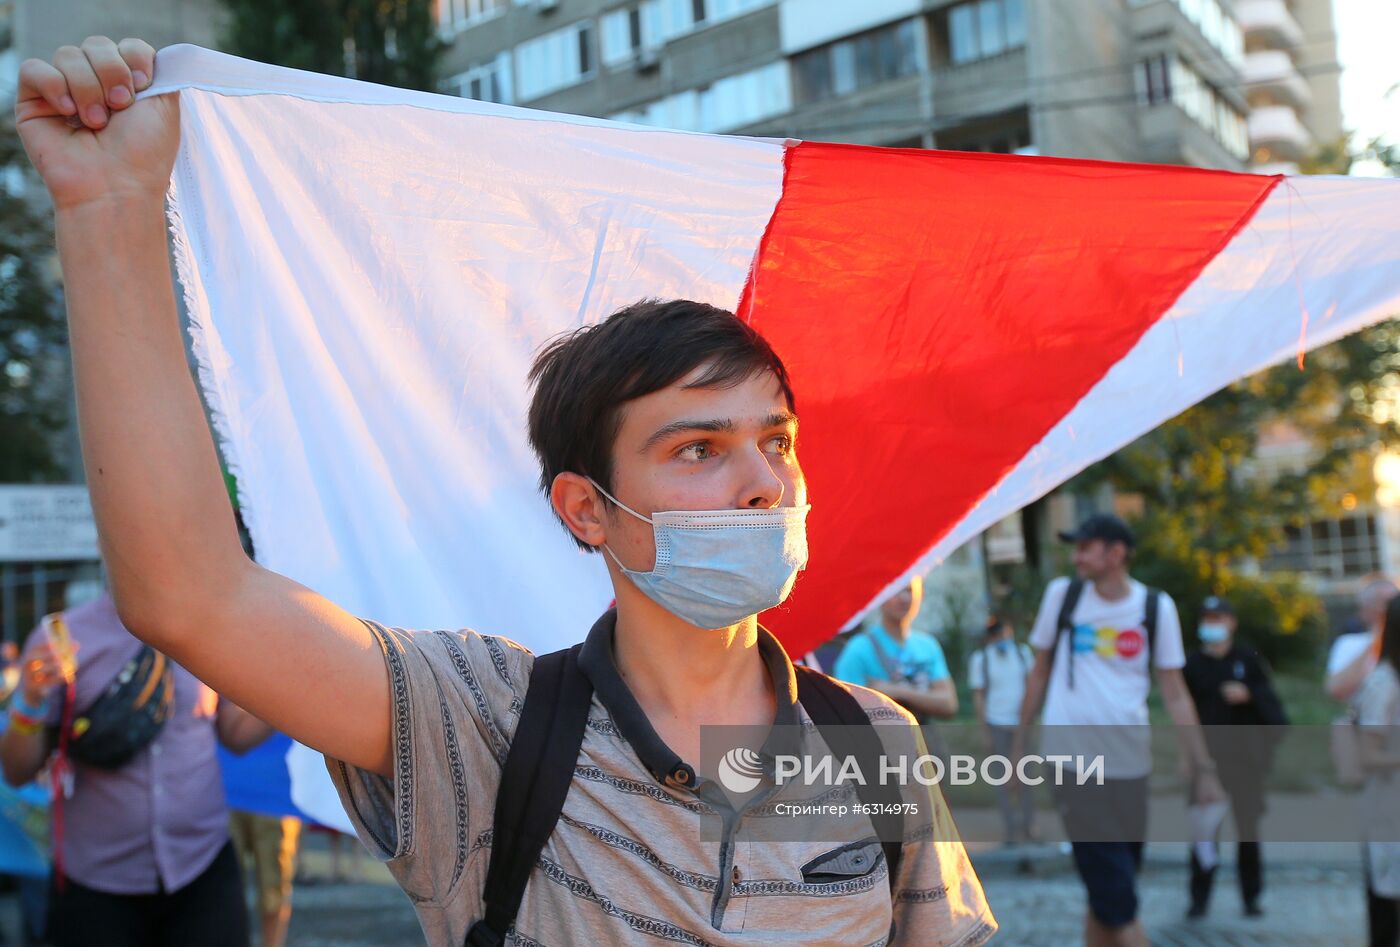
[1236,0,1304,48]
[1249,104,1312,161]
[1242,49,1312,109]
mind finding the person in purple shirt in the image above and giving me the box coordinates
[0,590,272,947]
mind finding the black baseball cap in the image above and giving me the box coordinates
[1201,595,1234,616]
[1057,513,1135,549]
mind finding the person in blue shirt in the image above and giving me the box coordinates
[833,577,958,721]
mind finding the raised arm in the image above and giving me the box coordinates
[16,38,391,775]
[0,635,67,787]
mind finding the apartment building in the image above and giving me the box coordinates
[1239,0,1343,172]
[436,0,1335,173]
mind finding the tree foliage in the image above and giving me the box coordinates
[1067,137,1399,657]
[1075,321,1400,582]
[0,120,67,482]
[221,0,444,91]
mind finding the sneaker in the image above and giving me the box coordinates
[1186,903,1208,920]
[1244,902,1263,918]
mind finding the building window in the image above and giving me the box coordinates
[792,19,921,105]
[444,53,514,104]
[654,0,773,41]
[698,60,791,131]
[515,22,594,101]
[602,1,664,66]
[611,60,790,133]
[1138,54,1248,160]
[1131,0,1243,64]
[1265,514,1384,580]
[947,0,1025,66]
[1139,54,1172,105]
[939,125,1033,154]
[438,0,506,35]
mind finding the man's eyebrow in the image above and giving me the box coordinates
[640,417,736,453]
[639,410,800,454]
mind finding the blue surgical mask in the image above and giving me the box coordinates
[589,479,811,630]
[995,640,1011,655]
[1198,622,1230,644]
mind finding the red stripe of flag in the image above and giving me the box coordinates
[742,142,1279,656]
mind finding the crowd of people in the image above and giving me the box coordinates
[813,511,1399,947]
[6,511,1396,945]
[4,34,1398,947]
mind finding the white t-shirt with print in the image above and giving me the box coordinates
[1028,577,1185,778]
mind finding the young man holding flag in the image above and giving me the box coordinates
[15,38,994,946]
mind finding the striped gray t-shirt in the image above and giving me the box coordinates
[326,614,996,946]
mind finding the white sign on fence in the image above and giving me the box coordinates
[0,485,100,562]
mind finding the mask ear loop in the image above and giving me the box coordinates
[585,477,655,575]
[585,477,653,525]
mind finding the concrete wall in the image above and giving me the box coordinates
[1025,0,1141,162]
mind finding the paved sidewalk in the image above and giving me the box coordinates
[286,879,422,947]
[277,828,1373,945]
[280,844,1371,946]
[970,841,1369,946]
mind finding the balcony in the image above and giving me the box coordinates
[1242,49,1312,109]
[1236,0,1304,49]
[1249,104,1312,161]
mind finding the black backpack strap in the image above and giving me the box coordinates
[793,665,904,893]
[1051,579,1085,690]
[1142,587,1161,670]
[466,644,592,947]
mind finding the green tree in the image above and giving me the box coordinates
[1066,318,1400,664]
[222,0,445,92]
[0,119,67,482]
[1064,139,1400,667]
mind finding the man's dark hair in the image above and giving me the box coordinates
[527,299,795,551]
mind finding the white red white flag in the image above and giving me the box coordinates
[143,46,1400,826]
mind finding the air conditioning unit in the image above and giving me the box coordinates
[533,0,559,13]
[634,46,661,73]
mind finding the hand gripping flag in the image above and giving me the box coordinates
[144,47,1400,825]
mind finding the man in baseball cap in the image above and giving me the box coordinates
[1056,513,1136,550]
[1017,513,1222,945]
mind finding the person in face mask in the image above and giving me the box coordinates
[1181,596,1289,920]
[21,34,996,943]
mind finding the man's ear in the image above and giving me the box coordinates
[551,472,607,548]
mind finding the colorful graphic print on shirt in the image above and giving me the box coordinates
[1070,623,1146,660]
